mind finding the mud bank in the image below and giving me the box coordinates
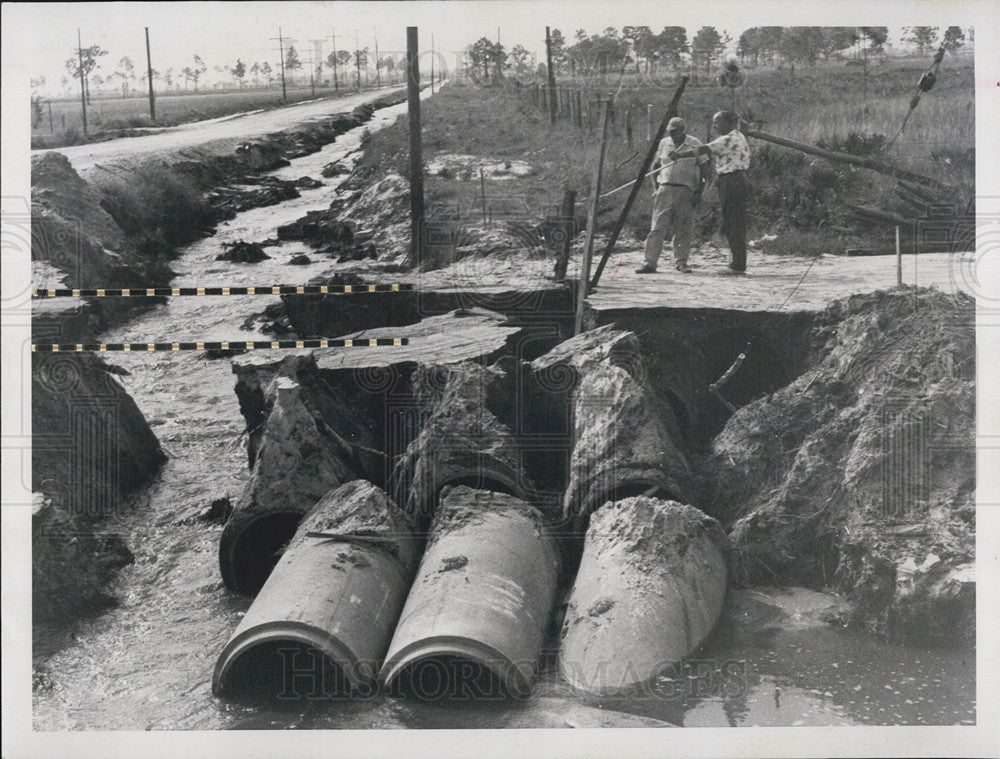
[31,352,166,623]
[701,287,975,645]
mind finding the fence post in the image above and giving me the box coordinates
[554,188,577,280]
[545,26,557,125]
[575,89,583,128]
[646,103,652,141]
[626,108,633,147]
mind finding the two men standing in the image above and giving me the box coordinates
[638,110,752,276]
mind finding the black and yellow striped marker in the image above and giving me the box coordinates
[32,284,412,298]
[32,338,407,352]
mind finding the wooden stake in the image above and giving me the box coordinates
[896,226,902,286]
[480,168,488,224]
[575,99,613,335]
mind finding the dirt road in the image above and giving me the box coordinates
[33,85,407,173]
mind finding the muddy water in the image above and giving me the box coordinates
[31,99,975,730]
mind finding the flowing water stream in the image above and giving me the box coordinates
[31,99,975,730]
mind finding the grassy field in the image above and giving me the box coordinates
[31,80,406,148]
[353,56,973,256]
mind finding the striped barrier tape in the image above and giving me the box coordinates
[31,338,407,352]
[32,284,412,298]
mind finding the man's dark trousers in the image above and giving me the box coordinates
[718,170,748,272]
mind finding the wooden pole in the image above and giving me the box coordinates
[553,188,577,280]
[331,29,339,92]
[375,35,381,89]
[646,103,652,141]
[144,27,156,120]
[431,34,435,94]
[480,168,488,224]
[575,99,613,335]
[626,108,633,147]
[278,28,287,100]
[545,26,557,125]
[77,28,88,135]
[355,30,362,93]
[47,101,53,133]
[590,76,689,289]
[575,89,583,128]
[896,226,902,286]
[406,27,424,266]
[744,128,947,190]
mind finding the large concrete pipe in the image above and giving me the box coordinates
[531,326,693,521]
[220,371,367,596]
[213,481,419,699]
[558,497,728,696]
[380,486,560,699]
[391,363,535,526]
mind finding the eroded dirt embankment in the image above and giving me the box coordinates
[30,90,409,629]
[698,287,975,645]
[31,351,167,624]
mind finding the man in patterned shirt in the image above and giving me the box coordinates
[635,117,710,275]
[669,110,751,274]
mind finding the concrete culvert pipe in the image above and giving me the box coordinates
[558,497,728,696]
[380,486,560,700]
[219,373,364,595]
[391,363,535,525]
[531,326,693,522]
[213,480,420,699]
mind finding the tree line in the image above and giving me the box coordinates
[462,25,971,82]
[43,39,409,103]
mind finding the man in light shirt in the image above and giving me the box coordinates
[636,116,710,275]
[669,110,751,275]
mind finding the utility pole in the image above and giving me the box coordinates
[355,30,362,92]
[545,26,557,125]
[77,28,88,135]
[144,27,156,120]
[279,28,287,99]
[375,34,381,89]
[431,33,435,93]
[406,27,424,266]
[307,53,316,96]
[331,29,339,92]
[269,27,288,100]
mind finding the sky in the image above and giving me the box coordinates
[2,2,977,98]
